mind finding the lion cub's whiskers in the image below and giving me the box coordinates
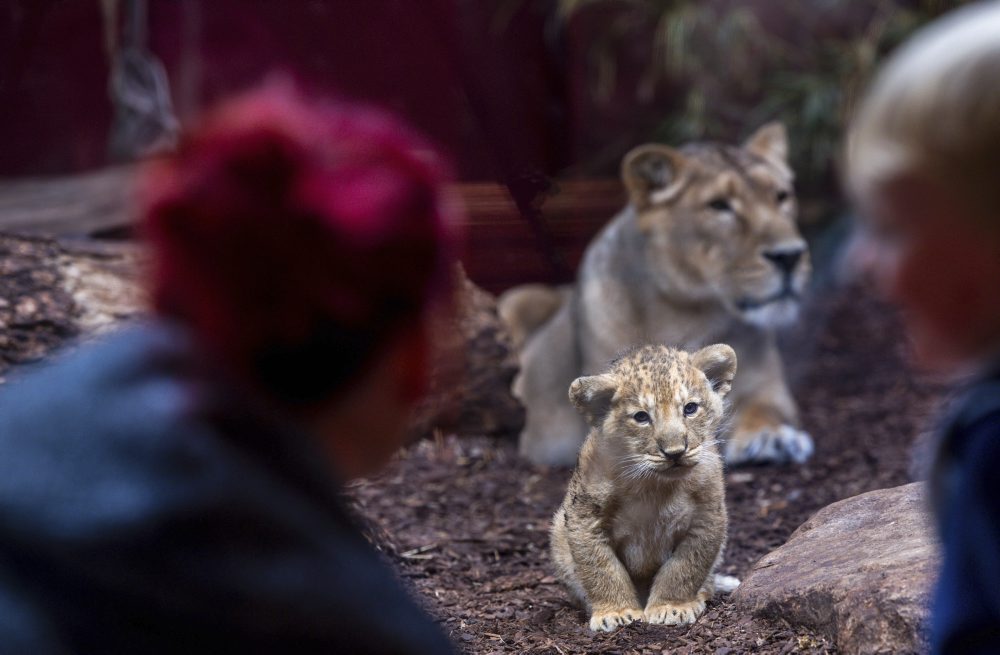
[619,457,656,482]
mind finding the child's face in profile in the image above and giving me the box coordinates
[853,174,1000,371]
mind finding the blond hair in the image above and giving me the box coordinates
[847,1,1000,214]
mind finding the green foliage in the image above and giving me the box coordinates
[561,0,977,223]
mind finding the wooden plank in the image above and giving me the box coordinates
[0,166,137,238]
[458,179,624,293]
[0,167,625,294]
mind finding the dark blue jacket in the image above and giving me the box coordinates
[0,322,454,654]
[931,365,1000,654]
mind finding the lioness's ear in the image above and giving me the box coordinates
[569,374,617,426]
[691,344,737,398]
[621,144,688,209]
[743,122,788,165]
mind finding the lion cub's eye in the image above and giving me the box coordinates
[707,198,732,212]
[776,190,790,204]
[632,411,651,425]
[683,402,699,416]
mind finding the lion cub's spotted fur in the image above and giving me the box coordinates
[550,344,739,632]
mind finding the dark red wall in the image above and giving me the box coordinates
[0,0,566,181]
[0,1,113,176]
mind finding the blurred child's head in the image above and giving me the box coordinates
[142,82,459,476]
[846,2,1000,371]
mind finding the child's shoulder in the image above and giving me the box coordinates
[945,368,1000,463]
[958,368,1000,428]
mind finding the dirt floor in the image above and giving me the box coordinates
[349,281,950,655]
[0,233,945,654]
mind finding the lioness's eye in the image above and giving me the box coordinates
[776,190,790,204]
[632,411,651,424]
[683,402,699,416]
[707,198,731,212]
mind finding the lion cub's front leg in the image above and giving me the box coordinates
[575,542,645,633]
[551,505,644,632]
[644,521,725,627]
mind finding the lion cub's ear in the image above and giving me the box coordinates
[621,144,688,210]
[743,122,789,166]
[569,374,618,426]
[691,344,738,398]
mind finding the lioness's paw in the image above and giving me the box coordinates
[645,599,706,626]
[727,425,813,465]
[589,607,642,632]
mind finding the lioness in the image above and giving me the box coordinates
[503,123,813,466]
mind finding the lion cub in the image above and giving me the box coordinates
[550,344,739,632]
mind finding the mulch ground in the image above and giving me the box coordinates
[0,236,80,379]
[348,281,951,655]
[0,233,946,654]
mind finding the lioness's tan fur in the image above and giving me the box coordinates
[550,344,738,631]
[506,123,813,466]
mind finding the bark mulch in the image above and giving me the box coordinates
[0,234,944,653]
[348,281,950,655]
[0,235,80,379]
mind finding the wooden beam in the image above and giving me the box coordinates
[0,166,136,238]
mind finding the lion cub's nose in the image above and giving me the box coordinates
[658,445,686,461]
[763,246,805,274]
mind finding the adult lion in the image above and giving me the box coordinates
[501,123,813,467]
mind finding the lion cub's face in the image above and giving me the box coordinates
[622,123,810,328]
[569,344,736,477]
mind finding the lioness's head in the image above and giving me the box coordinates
[622,123,810,327]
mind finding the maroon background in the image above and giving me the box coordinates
[0,0,621,291]
[0,0,569,182]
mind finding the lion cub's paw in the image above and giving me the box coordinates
[727,425,813,466]
[589,607,643,632]
[713,574,741,594]
[645,599,706,626]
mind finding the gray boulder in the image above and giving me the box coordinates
[733,482,939,655]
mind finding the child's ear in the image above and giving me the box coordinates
[569,374,618,426]
[691,344,737,398]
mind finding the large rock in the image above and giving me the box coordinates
[732,482,939,655]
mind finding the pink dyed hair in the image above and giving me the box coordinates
[141,83,458,404]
